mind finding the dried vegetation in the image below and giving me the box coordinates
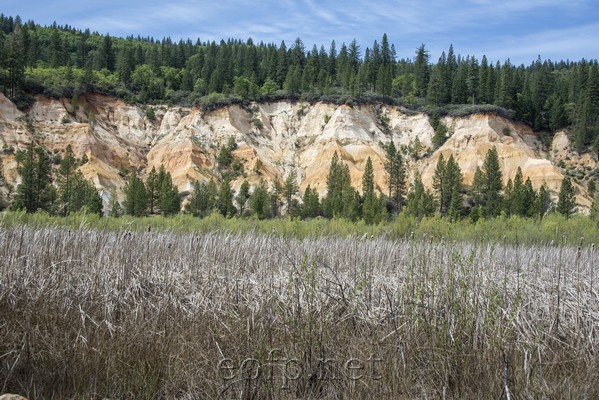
[0,227,597,399]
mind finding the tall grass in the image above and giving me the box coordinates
[1,210,598,246]
[0,226,597,399]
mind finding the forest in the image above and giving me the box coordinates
[0,14,598,153]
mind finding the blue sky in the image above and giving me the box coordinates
[3,0,598,65]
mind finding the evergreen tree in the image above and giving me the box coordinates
[535,183,551,219]
[146,166,159,214]
[384,142,406,213]
[361,156,378,224]
[69,171,102,215]
[481,147,503,218]
[98,34,115,71]
[186,180,217,217]
[405,172,435,219]
[236,180,250,216]
[414,44,430,97]
[431,113,448,149]
[432,154,446,214]
[124,171,148,216]
[323,152,350,217]
[557,176,576,217]
[427,53,448,104]
[57,144,77,216]
[2,23,25,97]
[13,144,53,213]
[471,166,485,205]
[249,179,271,219]
[283,169,299,214]
[217,179,236,217]
[503,178,514,215]
[342,180,361,221]
[301,185,321,219]
[158,171,180,216]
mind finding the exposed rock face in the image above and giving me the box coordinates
[0,93,594,211]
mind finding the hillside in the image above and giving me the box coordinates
[0,93,595,211]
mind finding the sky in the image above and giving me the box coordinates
[2,0,599,65]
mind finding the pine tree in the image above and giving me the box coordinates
[503,178,514,215]
[471,166,485,205]
[481,147,503,218]
[384,142,406,213]
[362,157,378,224]
[535,183,551,219]
[13,144,53,213]
[427,53,448,105]
[57,144,77,216]
[323,152,347,217]
[158,171,180,216]
[405,172,435,219]
[3,23,25,97]
[217,179,236,217]
[432,154,446,214]
[249,179,270,219]
[186,180,217,217]
[146,166,159,214]
[236,180,250,216]
[124,171,148,216]
[511,167,526,216]
[557,177,576,217]
[414,44,429,98]
[70,171,102,215]
[283,169,299,214]
[301,185,321,219]
[431,113,448,149]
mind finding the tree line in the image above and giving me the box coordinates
[1,14,599,153]
[0,138,594,222]
[113,144,585,221]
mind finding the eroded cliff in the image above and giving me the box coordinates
[0,93,594,211]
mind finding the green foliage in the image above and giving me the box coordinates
[588,180,596,195]
[186,180,217,217]
[3,209,598,248]
[283,169,299,215]
[249,179,271,219]
[557,177,576,217]
[56,144,102,216]
[158,170,181,216]
[361,156,379,224]
[431,113,448,149]
[301,185,321,219]
[12,143,54,213]
[217,179,236,217]
[124,171,148,217]
[405,172,435,219]
[432,154,463,217]
[481,146,503,218]
[235,180,251,216]
[384,141,406,213]
[145,107,156,121]
[535,183,551,219]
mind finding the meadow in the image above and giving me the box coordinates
[0,216,597,398]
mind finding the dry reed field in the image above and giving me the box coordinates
[0,226,598,399]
